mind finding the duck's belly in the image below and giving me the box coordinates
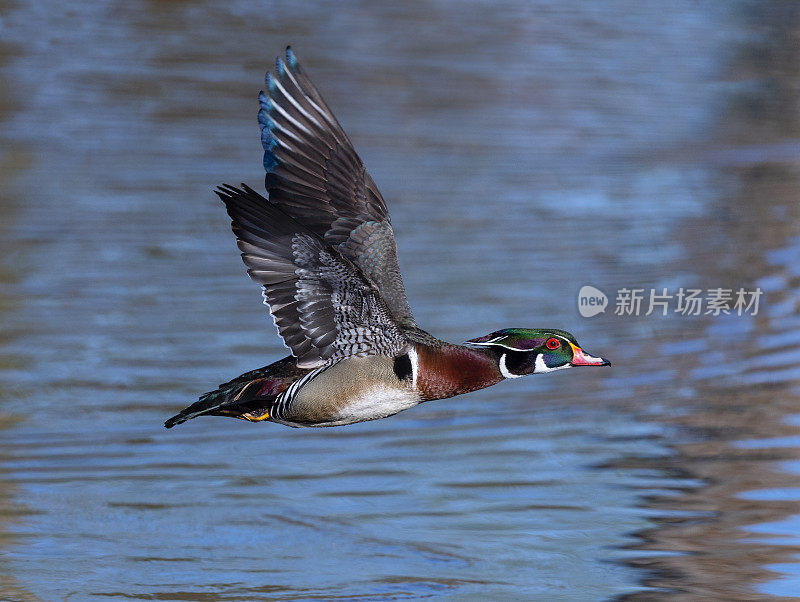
[278,355,421,427]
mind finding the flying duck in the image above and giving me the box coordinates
[165,47,610,429]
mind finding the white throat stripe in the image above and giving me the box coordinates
[499,354,523,379]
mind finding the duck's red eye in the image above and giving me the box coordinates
[546,338,560,350]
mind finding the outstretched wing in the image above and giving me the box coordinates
[258,47,417,329]
[216,184,410,369]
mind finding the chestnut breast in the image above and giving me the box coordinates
[415,343,503,401]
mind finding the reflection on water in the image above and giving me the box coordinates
[0,25,42,602]
[1,0,800,599]
[612,4,800,598]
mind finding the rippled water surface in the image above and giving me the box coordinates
[2,1,800,600]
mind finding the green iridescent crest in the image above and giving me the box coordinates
[465,328,578,351]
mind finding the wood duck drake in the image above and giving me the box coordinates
[165,47,610,430]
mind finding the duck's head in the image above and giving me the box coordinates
[464,328,611,378]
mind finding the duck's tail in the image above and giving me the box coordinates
[164,356,299,428]
[163,380,270,428]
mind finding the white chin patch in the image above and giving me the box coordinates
[534,355,570,374]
